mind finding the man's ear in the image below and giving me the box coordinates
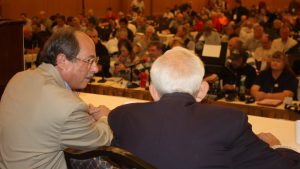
[149,83,160,101]
[196,81,209,102]
[56,53,69,70]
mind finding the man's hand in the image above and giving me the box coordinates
[254,91,267,101]
[88,104,111,121]
[223,84,236,91]
[257,132,281,147]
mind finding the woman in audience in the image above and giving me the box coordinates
[251,51,298,101]
[113,39,139,78]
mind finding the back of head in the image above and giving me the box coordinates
[39,28,80,66]
[150,47,205,97]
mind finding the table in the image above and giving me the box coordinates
[215,99,300,121]
[82,77,300,120]
[79,92,300,153]
[83,77,153,101]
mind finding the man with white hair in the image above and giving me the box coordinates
[108,47,300,169]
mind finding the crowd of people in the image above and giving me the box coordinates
[1,0,300,168]
[21,0,300,101]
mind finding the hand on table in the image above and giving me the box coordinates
[257,132,281,147]
[88,104,111,121]
[254,91,267,101]
[223,84,236,91]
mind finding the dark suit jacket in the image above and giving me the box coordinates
[108,93,299,169]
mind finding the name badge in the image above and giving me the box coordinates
[233,14,237,20]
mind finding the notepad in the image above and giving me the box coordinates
[256,99,283,107]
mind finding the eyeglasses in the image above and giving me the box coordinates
[75,56,99,66]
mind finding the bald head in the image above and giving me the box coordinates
[228,37,243,50]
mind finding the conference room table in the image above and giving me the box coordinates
[82,77,300,121]
[79,92,300,153]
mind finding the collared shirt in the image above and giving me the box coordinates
[271,37,298,53]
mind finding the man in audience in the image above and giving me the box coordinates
[0,29,112,169]
[271,25,298,53]
[231,0,249,24]
[206,48,257,93]
[38,10,53,32]
[108,46,300,169]
[86,29,111,78]
[143,41,164,66]
[266,19,282,40]
[52,15,69,33]
[114,17,134,42]
[175,24,195,50]
[244,24,264,52]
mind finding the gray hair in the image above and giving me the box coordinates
[39,28,80,65]
[150,47,205,97]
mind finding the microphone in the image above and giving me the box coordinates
[126,59,146,68]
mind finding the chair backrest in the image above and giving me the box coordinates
[64,146,156,169]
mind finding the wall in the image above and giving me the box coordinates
[1,0,291,19]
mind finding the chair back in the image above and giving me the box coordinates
[64,146,156,169]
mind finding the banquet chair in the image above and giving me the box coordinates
[64,146,156,169]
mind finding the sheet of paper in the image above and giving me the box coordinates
[202,44,222,58]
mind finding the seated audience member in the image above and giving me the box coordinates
[169,36,184,49]
[134,25,159,50]
[253,34,274,71]
[196,20,221,45]
[105,7,117,22]
[231,0,249,24]
[271,25,298,53]
[221,24,239,42]
[20,12,32,26]
[146,41,164,61]
[113,39,138,78]
[175,24,195,50]
[133,42,145,59]
[227,37,243,55]
[52,15,69,33]
[105,28,129,56]
[142,41,164,68]
[113,17,134,42]
[251,51,298,101]
[266,19,282,40]
[23,25,40,54]
[38,10,53,33]
[239,19,254,44]
[169,12,186,34]
[205,49,257,93]
[0,29,112,168]
[71,17,86,32]
[85,29,111,78]
[244,24,264,52]
[108,46,300,169]
[130,0,145,14]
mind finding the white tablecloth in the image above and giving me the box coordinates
[79,92,300,152]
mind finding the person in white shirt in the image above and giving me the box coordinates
[130,0,145,13]
[271,26,297,53]
[239,20,254,44]
[253,34,274,71]
[244,25,264,52]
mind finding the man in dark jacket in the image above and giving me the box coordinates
[109,47,300,169]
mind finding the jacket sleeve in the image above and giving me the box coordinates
[60,102,113,149]
[230,112,290,169]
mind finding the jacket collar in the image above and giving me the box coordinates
[37,63,66,89]
[160,92,196,104]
